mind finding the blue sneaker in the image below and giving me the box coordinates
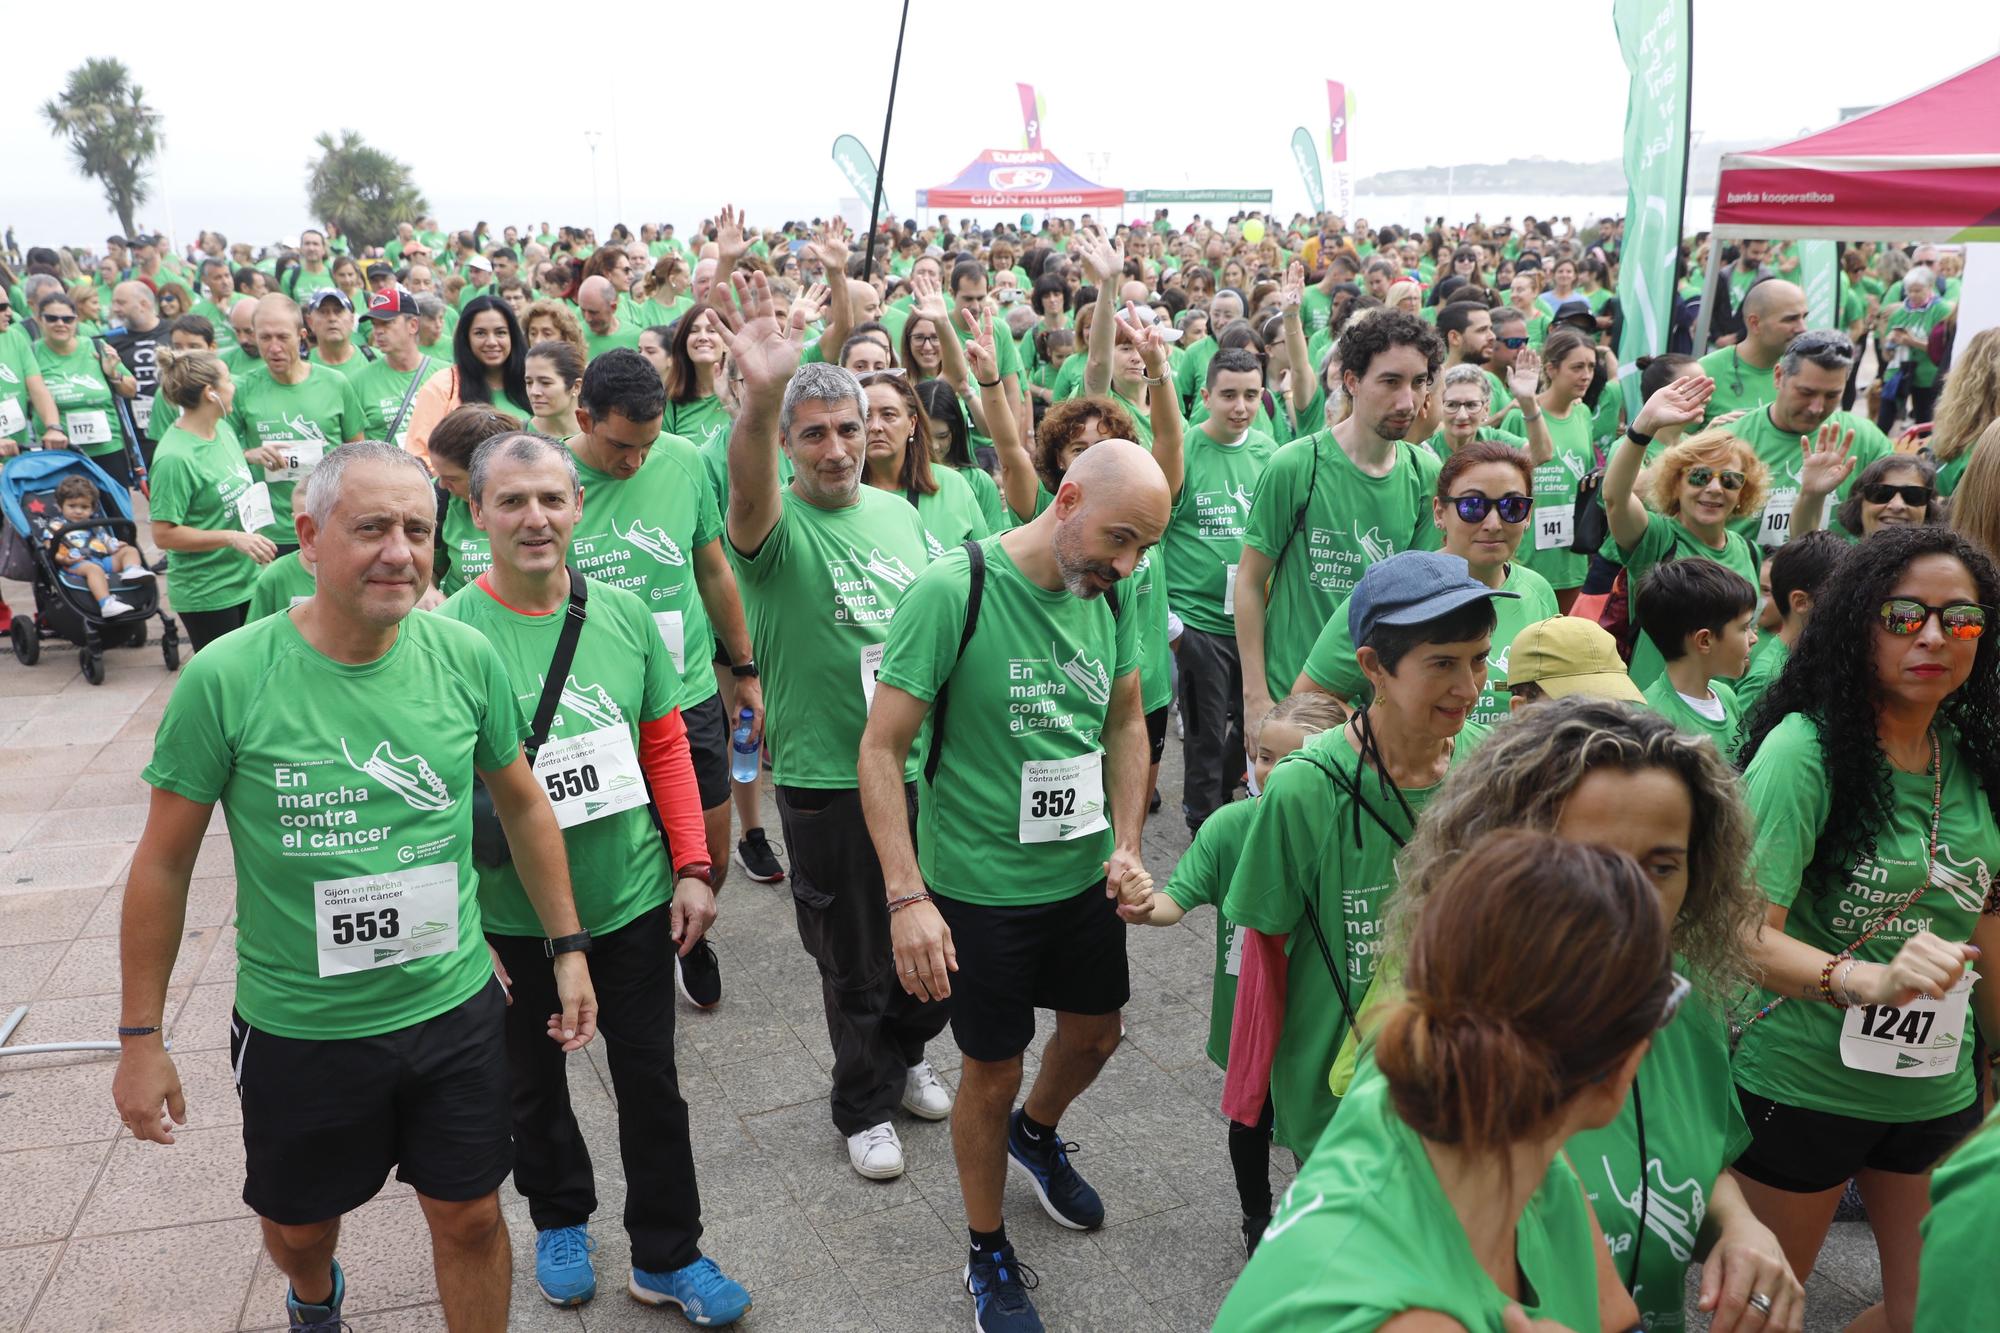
[628,1255,751,1326]
[965,1245,1042,1333]
[286,1258,348,1330]
[1006,1109,1105,1230]
[534,1225,597,1306]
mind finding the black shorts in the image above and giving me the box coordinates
[1145,704,1169,766]
[1731,1087,1983,1193]
[91,448,137,491]
[932,881,1130,1062]
[231,979,513,1225]
[683,691,730,809]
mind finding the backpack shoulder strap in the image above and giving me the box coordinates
[923,540,985,786]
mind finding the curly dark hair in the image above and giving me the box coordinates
[1035,396,1137,493]
[1335,307,1444,385]
[1741,524,2000,891]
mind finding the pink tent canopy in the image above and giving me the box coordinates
[919,149,1123,211]
[1711,54,2000,242]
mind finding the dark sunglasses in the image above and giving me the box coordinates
[1863,483,1932,507]
[1499,335,1529,349]
[1448,492,1532,524]
[1878,598,1987,640]
[1685,466,1745,491]
[41,313,77,325]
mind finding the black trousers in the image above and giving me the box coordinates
[179,603,248,653]
[775,783,951,1136]
[489,903,702,1273]
[1176,626,1245,831]
[1876,378,1939,434]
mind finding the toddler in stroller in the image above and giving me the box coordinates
[47,475,155,616]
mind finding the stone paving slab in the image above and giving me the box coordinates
[0,566,1884,1331]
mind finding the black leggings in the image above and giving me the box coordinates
[1228,1095,1276,1217]
[179,603,249,653]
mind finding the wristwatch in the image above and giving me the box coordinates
[730,660,759,679]
[676,862,716,887]
[543,929,593,958]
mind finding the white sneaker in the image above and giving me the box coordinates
[847,1121,905,1180]
[901,1060,953,1120]
[99,595,134,616]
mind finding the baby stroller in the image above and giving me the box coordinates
[1,450,181,684]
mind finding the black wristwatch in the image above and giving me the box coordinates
[730,660,759,679]
[543,930,593,958]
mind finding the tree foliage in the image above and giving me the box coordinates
[306,130,429,252]
[41,58,160,238]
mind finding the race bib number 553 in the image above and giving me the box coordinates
[314,863,459,976]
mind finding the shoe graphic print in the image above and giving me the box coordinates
[556,675,625,731]
[859,547,916,590]
[1057,645,1111,707]
[1930,842,1992,915]
[1353,522,1395,564]
[1226,481,1254,513]
[340,738,455,812]
[616,520,687,567]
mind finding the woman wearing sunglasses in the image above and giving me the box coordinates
[1499,327,1601,606]
[1603,374,1769,691]
[1294,439,1559,729]
[1215,830,1666,1333]
[1733,525,2000,1333]
[32,293,140,485]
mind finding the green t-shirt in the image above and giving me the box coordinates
[247,551,317,620]
[1565,988,1751,1332]
[1936,451,1970,499]
[876,537,1140,906]
[1916,1114,2000,1332]
[664,394,730,457]
[1129,544,1171,714]
[728,485,929,788]
[284,265,339,305]
[33,341,128,458]
[1737,715,1998,1121]
[582,321,643,363]
[1163,796,1257,1068]
[951,313,1022,456]
[700,431,793,513]
[1050,352,1088,404]
[437,576,679,936]
[350,355,446,450]
[0,326,42,447]
[1301,562,1557,729]
[227,364,366,542]
[1162,428,1277,636]
[566,433,721,711]
[1498,402,1594,590]
[190,299,237,349]
[1733,634,1788,736]
[308,347,374,386]
[1695,346,1777,429]
[1605,511,1760,691]
[1641,674,1742,763]
[1240,432,1445,699]
[140,610,522,1040]
[148,421,261,613]
[897,466,991,562]
[1886,299,1954,389]
[1223,723,1484,1152]
[1172,338,1220,415]
[1724,406,1890,548]
[435,491,491,598]
[1213,1066,1601,1332]
[954,463,1009,537]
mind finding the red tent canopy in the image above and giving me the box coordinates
[1711,55,2000,242]
[919,149,1122,211]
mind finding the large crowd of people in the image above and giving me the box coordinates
[0,203,1993,1331]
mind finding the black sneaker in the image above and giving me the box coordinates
[1241,1211,1271,1258]
[1006,1109,1104,1230]
[964,1245,1042,1333]
[736,828,785,883]
[1148,787,1161,813]
[675,939,722,1009]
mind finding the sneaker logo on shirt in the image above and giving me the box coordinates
[1598,1152,1705,1264]
[0,364,18,386]
[553,675,624,730]
[1352,522,1394,564]
[616,520,687,566]
[1929,842,1992,915]
[339,738,455,812]
[1057,647,1111,707]
[924,529,946,561]
[280,412,330,442]
[858,547,917,590]
[1225,481,1254,513]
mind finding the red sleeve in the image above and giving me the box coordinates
[1221,928,1289,1128]
[638,710,709,874]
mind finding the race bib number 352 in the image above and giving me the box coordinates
[313,863,459,976]
[1018,752,1109,843]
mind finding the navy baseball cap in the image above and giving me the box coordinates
[1552,297,1597,329]
[1348,550,1519,648]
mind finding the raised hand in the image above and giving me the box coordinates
[1508,346,1542,402]
[910,270,949,324]
[714,203,749,269]
[1072,226,1122,286]
[1281,261,1306,313]
[798,281,832,325]
[712,270,802,410]
[964,312,1000,385]
[1115,301,1171,379]
[1798,421,1857,496]
[1631,374,1715,438]
[811,218,852,276]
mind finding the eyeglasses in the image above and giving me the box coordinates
[1685,466,1745,491]
[1447,493,1532,524]
[1878,598,1987,640]
[1442,400,1487,416]
[910,334,941,345]
[1499,335,1529,349]
[41,314,77,325]
[1862,483,1932,507]
[1655,972,1692,1031]
[1788,330,1855,359]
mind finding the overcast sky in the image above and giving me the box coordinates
[8,0,1997,250]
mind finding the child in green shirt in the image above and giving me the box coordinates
[1635,557,1759,762]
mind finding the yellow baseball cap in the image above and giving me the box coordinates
[1504,616,1643,702]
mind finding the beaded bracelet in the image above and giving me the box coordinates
[1819,953,1851,1008]
[885,892,932,915]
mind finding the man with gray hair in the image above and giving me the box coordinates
[413,291,452,362]
[438,431,751,1321]
[115,438,597,1332]
[577,275,640,361]
[1724,330,1892,548]
[722,272,954,1183]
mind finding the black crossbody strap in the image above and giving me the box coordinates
[924,540,986,785]
[525,570,589,760]
[385,362,425,444]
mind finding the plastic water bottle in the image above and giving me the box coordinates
[730,708,760,785]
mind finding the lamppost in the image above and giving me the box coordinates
[583,130,602,234]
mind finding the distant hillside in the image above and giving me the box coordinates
[1356,139,1773,194]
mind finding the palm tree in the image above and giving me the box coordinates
[306,131,429,253]
[41,58,160,239]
